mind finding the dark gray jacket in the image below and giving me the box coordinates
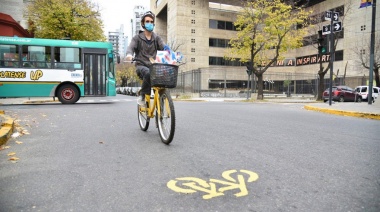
[126,31,165,66]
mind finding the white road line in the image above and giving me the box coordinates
[77,99,133,103]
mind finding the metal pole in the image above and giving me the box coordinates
[316,75,318,97]
[246,74,250,99]
[368,0,376,105]
[329,10,335,106]
[181,69,184,93]
[251,74,254,93]
[224,69,227,97]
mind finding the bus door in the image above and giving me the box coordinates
[83,48,107,96]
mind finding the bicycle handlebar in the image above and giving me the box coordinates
[132,58,151,67]
[130,57,181,67]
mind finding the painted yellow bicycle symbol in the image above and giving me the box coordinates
[167,169,259,199]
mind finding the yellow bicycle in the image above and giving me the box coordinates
[134,59,178,144]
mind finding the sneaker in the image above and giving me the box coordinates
[137,95,146,106]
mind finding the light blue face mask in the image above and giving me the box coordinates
[145,23,154,32]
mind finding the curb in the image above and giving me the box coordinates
[304,105,380,120]
[0,110,15,146]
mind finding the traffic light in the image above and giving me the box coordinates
[246,62,253,75]
[317,30,327,54]
[246,61,252,71]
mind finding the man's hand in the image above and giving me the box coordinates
[164,45,171,51]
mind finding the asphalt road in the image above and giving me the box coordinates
[0,95,379,211]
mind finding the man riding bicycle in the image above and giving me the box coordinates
[126,11,167,106]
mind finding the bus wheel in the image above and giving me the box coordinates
[57,84,79,104]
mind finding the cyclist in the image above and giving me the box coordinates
[126,11,167,106]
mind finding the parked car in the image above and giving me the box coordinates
[355,85,379,102]
[323,85,362,102]
[116,87,122,94]
[375,87,380,100]
[121,87,128,95]
[130,87,140,96]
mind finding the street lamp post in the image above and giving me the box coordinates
[368,0,377,105]
[224,69,227,97]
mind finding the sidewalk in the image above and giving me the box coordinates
[188,97,380,120]
[0,110,15,146]
[304,101,380,120]
[1,97,379,146]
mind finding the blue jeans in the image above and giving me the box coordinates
[136,65,151,95]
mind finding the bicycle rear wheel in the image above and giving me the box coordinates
[137,101,150,131]
[156,89,175,144]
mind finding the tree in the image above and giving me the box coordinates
[116,62,138,87]
[353,35,380,87]
[225,0,311,99]
[167,36,186,52]
[26,0,106,41]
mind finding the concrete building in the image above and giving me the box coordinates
[132,5,148,38]
[151,0,379,94]
[0,0,31,37]
[106,5,147,57]
[0,0,25,27]
[108,31,120,56]
[108,25,129,58]
[119,25,129,59]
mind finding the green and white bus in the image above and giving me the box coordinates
[0,36,118,104]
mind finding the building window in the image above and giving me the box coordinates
[209,38,229,48]
[191,48,195,52]
[191,29,195,33]
[191,20,195,24]
[191,0,195,5]
[191,10,195,15]
[191,58,195,62]
[360,49,366,54]
[361,25,366,31]
[191,39,195,43]
[209,19,236,31]
[209,56,242,66]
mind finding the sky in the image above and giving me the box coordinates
[91,0,150,38]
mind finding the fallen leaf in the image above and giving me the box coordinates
[3,146,10,149]
[9,157,19,161]
[21,130,30,135]
[99,141,104,144]
[7,152,16,156]
[11,132,21,138]
[15,141,23,144]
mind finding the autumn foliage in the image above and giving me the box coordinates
[26,0,106,41]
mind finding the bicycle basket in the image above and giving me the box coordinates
[150,63,179,88]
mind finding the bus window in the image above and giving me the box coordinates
[22,45,51,68]
[54,47,81,69]
[109,57,115,78]
[0,44,19,68]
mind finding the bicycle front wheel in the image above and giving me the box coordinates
[156,89,175,144]
[138,103,150,131]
